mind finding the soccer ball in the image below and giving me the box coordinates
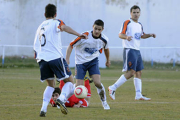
[74,85,88,99]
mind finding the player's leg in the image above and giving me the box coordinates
[75,63,87,86]
[134,52,151,101]
[84,77,91,104]
[89,58,110,110]
[59,80,65,90]
[59,75,74,103]
[49,58,73,114]
[134,71,151,101]
[38,60,55,117]
[108,48,136,100]
[91,74,110,110]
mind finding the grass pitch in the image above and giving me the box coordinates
[0,63,180,120]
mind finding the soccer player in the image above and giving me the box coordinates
[50,77,92,108]
[33,4,87,117]
[66,19,111,110]
[108,5,156,101]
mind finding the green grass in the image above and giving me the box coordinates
[0,65,180,120]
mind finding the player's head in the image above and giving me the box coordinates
[130,5,141,22]
[92,19,104,38]
[52,87,61,101]
[45,4,57,18]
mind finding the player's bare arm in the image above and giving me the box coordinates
[119,33,133,41]
[61,25,88,39]
[104,48,111,67]
[73,102,82,108]
[141,33,156,39]
[66,45,73,64]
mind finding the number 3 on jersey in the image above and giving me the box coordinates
[39,27,46,46]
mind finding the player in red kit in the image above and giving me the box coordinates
[50,76,92,108]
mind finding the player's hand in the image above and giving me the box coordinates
[151,34,156,38]
[126,36,133,41]
[73,104,80,108]
[106,61,111,67]
[79,34,88,39]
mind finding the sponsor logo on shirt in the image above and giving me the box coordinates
[84,48,97,55]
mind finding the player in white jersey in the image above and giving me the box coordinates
[108,5,156,101]
[66,19,111,110]
[34,4,87,117]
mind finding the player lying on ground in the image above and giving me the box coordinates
[50,76,92,108]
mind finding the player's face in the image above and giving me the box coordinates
[52,93,59,101]
[92,25,104,37]
[130,9,140,22]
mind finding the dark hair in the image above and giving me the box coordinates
[130,5,141,12]
[45,4,57,18]
[53,87,61,95]
[94,19,104,28]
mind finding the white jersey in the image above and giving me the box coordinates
[33,19,65,62]
[119,19,144,50]
[70,31,109,64]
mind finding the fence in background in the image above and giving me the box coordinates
[0,45,180,67]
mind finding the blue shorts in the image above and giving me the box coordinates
[122,48,144,72]
[38,58,72,81]
[75,57,100,80]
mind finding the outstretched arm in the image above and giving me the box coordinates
[61,25,87,39]
[141,33,156,39]
[73,102,82,108]
[66,45,73,64]
[104,48,111,67]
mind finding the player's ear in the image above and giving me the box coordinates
[54,13,57,17]
[102,27,104,31]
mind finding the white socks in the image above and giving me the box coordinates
[134,77,142,97]
[110,74,127,91]
[41,86,54,112]
[96,83,106,102]
[58,82,75,103]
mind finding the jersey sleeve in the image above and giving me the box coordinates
[104,37,109,49]
[120,20,131,34]
[56,19,65,32]
[33,28,41,59]
[70,32,89,48]
[138,22,145,35]
[100,34,109,50]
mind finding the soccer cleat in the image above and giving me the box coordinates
[56,99,68,115]
[108,86,115,100]
[135,96,151,101]
[102,101,110,110]
[39,111,46,117]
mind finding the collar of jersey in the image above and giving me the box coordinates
[91,31,101,39]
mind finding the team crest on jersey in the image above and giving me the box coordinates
[134,33,141,40]
[66,67,70,73]
[128,62,132,67]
